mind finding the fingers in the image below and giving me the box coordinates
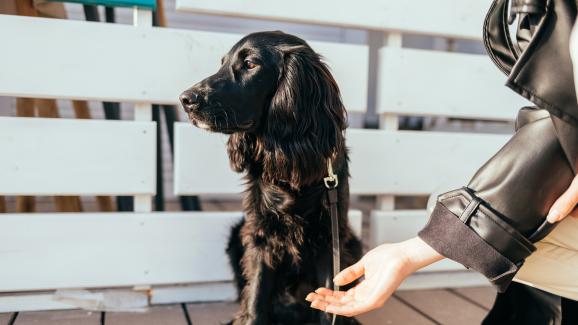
[306,291,353,305]
[547,176,578,223]
[307,292,376,317]
[306,283,383,317]
[333,260,365,286]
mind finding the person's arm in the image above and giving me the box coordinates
[308,175,578,317]
[306,237,443,317]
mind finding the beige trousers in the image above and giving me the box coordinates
[515,216,578,301]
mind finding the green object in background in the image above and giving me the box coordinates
[48,0,156,9]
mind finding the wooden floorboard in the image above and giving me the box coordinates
[396,289,488,325]
[0,313,13,325]
[451,286,496,310]
[358,296,435,325]
[187,302,238,325]
[106,306,187,325]
[14,310,99,325]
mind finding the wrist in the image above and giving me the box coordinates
[398,237,445,273]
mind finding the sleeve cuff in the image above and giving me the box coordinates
[418,188,536,292]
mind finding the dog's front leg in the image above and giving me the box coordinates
[234,256,275,325]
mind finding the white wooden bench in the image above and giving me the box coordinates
[0,0,531,312]
[0,11,366,311]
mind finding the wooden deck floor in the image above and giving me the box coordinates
[0,287,496,325]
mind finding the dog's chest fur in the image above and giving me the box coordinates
[239,163,343,270]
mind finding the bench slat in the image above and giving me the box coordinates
[0,14,367,112]
[0,117,155,195]
[377,48,528,120]
[176,0,489,40]
[0,211,361,292]
[348,129,510,194]
[174,125,510,195]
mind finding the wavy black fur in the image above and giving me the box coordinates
[180,31,362,325]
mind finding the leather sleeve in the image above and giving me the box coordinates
[418,108,576,292]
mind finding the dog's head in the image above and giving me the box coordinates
[180,31,347,188]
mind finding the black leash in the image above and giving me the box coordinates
[324,160,340,325]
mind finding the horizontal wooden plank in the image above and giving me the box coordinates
[151,282,237,305]
[0,283,236,313]
[396,289,488,325]
[175,125,510,195]
[0,312,12,324]
[370,210,465,272]
[107,306,186,325]
[451,287,496,310]
[14,310,100,325]
[0,211,361,293]
[0,293,76,313]
[377,48,528,120]
[173,124,243,195]
[0,117,155,195]
[399,271,487,290]
[0,212,240,292]
[187,302,238,325]
[358,296,435,325]
[176,0,490,40]
[348,130,510,194]
[0,15,367,112]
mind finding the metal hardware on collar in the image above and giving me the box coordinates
[324,159,339,189]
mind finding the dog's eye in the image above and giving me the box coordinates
[243,59,257,70]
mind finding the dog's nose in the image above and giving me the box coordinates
[179,90,199,112]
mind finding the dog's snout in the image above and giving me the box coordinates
[179,90,200,112]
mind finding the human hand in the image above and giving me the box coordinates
[547,174,578,223]
[306,237,444,317]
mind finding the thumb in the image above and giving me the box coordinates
[547,177,578,223]
[334,260,365,286]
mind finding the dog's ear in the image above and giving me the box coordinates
[260,45,347,189]
[227,132,255,173]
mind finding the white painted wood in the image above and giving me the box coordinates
[0,283,236,312]
[175,125,510,195]
[0,293,76,313]
[0,117,155,195]
[176,0,490,40]
[0,211,361,293]
[348,209,362,239]
[0,15,367,112]
[377,48,529,121]
[399,271,488,290]
[348,129,511,195]
[134,195,153,213]
[174,123,243,195]
[134,103,152,121]
[151,282,237,304]
[370,210,465,272]
[133,7,153,27]
[0,212,241,292]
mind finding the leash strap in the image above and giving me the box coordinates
[327,188,340,290]
[324,159,340,325]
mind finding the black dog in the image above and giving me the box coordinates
[180,31,362,325]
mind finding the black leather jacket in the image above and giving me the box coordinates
[418,0,578,291]
[487,0,578,126]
